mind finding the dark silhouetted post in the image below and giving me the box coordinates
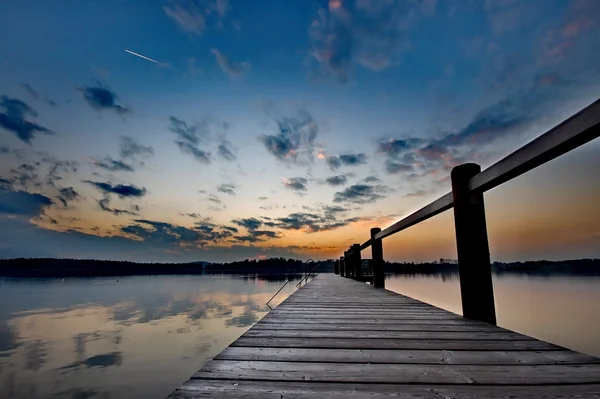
[334,259,339,275]
[451,163,497,325]
[340,256,345,277]
[342,251,348,277]
[370,228,385,288]
[353,244,362,281]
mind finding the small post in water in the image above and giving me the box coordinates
[451,163,497,325]
[370,227,385,288]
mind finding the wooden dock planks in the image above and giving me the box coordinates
[167,274,600,398]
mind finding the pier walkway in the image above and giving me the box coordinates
[168,274,600,398]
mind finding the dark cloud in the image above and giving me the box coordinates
[363,175,381,183]
[211,48,249,77]
[259,109,318,164]
[283,177,308,192]
[325,175,347,186]
[222,225,238,233]
[339,153,367,166]
[333,184,389,204]
[217,183,236,196]
[94,157,135,172]
[84,181,146,198]
[168,116,212,164]
[308,1,432,83]
[98,198,138,216]
[78,85,129,114]
[232,217,262,231]
[217,140,236,161]
[326,156,342,170]
[21,83,39,100]
[0,186,52,218]
[122,219,232,247]
[258,196,268,200]
[119,136,154,159]
[0,95,53,143]
[57,187,80,207]
[326,153,366,170]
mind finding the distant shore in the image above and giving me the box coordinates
[1,257,599,278]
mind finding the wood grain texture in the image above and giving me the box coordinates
[169,380,600,398]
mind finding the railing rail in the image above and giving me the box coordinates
[266,260,319,310]
[337,98,600,325]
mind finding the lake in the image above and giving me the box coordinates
[1,272,599,399]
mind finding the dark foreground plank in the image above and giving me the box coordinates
[216,347,599,365]
[170,380,600,399]
[167,274,600,398]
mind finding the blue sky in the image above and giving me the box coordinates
[1,0,599,262]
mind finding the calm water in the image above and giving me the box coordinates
[1,273,600,399]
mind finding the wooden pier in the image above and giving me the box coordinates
[168,274,600,398]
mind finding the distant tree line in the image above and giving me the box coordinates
[0,257,335,277]
[0,257,598,278]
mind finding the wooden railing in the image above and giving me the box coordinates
[335,98,600,326]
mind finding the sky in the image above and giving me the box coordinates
[0,0,599,263]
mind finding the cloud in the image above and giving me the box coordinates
[211,49,249,77]
[333,184,389,204]
[57,187,80,207]
[217,183,236,195]
[168,116,212,164]
[163,0,230,36]
[84,181,147,198]
[78,85,129,115]
[282,177,308,192]
[231,217,262,231]
[0,95,53,143]
[308,0,432,83]
[259,109,319,164]
[325,175,347,186]
[94,157,135,172]
[122,218,233,247]
[21,84,39,100]
[363,175,381,183]
[119,136,154,160]
[0,186,52,218]
[258,196,268,200]
[384,160,413,174]
[217,140,236,161]
[326,153,367,170]
[98,198,138,216]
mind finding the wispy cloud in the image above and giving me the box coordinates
[211,48,249,77]
[164,0,231,36]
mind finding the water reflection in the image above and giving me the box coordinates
[0,274,299,399]
[386,272,600,358]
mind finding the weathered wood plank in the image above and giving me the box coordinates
[260,317,485,325]
[242,329,529,340]
[233,337,560,351]
[251,322,501,331]
[169,380,600,398]
[193,360,600,384]
[216,347,599,365]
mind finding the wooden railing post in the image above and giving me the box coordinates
[353,244,362,281]
[342,252,348,277]
[370,228,385,288]
[334,259,339,275]
[451,163,497,325]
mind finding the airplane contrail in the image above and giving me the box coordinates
[125,49,160,64]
